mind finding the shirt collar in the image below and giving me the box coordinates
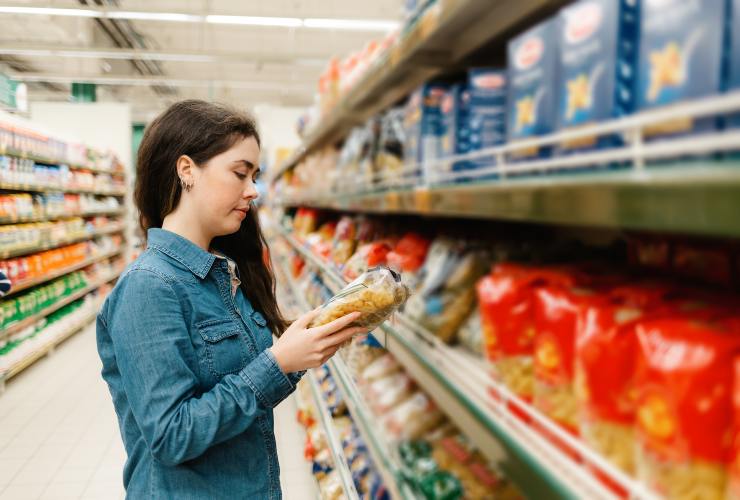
[147,228,217,279]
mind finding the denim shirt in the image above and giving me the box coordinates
[96,228,303,499]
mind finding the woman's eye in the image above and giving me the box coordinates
[235,172,247,180]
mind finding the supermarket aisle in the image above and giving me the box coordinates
[0,322,316,500]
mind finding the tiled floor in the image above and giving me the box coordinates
[0,322,317,500]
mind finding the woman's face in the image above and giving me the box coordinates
[191,136,261,238]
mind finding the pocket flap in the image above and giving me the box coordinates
[251,310,267,327]
[197,318,241,342]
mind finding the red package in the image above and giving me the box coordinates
[634,317,740,499]
[574,283,678,476]
[342,242,392,280]
[476,264,576,402]
[331,216,357,265]
[386,233,431,274]
[533,285,595,435]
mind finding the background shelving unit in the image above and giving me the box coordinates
[0,118,129,393]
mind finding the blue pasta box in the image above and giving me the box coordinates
[404,82,449,181]
[507,18,560,159]
[726,0,740,128]
[637,0,729,136]
[440,83,472,173]
[467,68,507,170]
[557,0,640,150]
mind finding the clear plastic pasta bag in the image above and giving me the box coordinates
[310,266,410,332]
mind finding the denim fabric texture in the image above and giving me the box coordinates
[97,228,304,499]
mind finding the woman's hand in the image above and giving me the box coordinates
[269,309,364,373]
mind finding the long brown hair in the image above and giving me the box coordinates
[135,99,287,336]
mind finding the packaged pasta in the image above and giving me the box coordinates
[533,285,594,434]
[310,267,410,332]
[343,242,392,281]
[361,353,401,383]
[477,264,576,402]
[294,208,319,237]
[634,317,740,500]
[383,392,446,441]
[386,233,432,291]
[405,239,489,343]
[366,372,415,414]
[331,216,358,266]
[457,306,484,357]
[574,284,672,476]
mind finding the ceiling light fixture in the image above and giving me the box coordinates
[0,5,399,31]
[0,6,98,17]
[205,15,302,27]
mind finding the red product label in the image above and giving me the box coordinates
[439,437,472,463]
[635,318,740,463]
[515,37,544,70]
[386,233,431,273]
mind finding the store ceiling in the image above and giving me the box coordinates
[0,0,401,121]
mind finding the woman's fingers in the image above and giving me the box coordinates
[293,307,322,329]
[310,311,361,337]
[325,326,366,348]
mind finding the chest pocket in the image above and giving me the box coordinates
[197,318,248,378]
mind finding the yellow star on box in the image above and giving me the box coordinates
[516,96,536,132]
[566,73,591,120]
[648,41,683,102]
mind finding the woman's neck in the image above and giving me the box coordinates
[162,207,212,251]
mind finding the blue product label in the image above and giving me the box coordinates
[638,0,725,109]
[507,18,560,142]
[559,0,624,127]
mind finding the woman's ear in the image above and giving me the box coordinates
[176,155,196,186]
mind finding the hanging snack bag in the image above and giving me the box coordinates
[310,267,410,332]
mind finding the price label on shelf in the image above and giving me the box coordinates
[413,186,433,213]
[385,191,400,211]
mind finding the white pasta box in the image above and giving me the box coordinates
[507,17,560,159]
[637,0,730,136]
[556,0,640,150]
[467,68,507,170]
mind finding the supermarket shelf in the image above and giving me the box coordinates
[306,369,362,500]
[328,358,416,500]
[0,147,126,177]
[276,226,661,500]
[1,308,98,385]
[273,253,412,500]
[1,224,125,259]
[5,249,122,297]
[272,0,568,180]
[1,270,121,341]
[280,162,740,237]
[275,80,740,237]
[0,181,126,197]
[0,209,124,225]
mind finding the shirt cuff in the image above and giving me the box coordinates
[239,350,294,409]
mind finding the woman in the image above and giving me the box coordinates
[97,100,362,499]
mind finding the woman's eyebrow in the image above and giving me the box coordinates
[232,159,256,170]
